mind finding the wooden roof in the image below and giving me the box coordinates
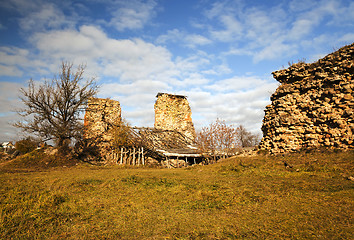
[129,127,202,160]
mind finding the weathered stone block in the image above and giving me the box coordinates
[259,43,354,153]
[84,98,122,161]
[154,93,196,141]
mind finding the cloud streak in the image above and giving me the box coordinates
[200,0,354,62]
[108,0,158,31]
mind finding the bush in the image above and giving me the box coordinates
[15,137,38,154]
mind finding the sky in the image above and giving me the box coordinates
[0,0,353,142]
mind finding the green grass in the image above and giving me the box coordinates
[0,150,353,239]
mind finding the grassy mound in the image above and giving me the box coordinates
[0,148,79,172]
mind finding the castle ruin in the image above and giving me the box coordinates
[154,93,196,141]
[259,43,354,154]
[84,98,122,160]
[84,93,199,164]
[84,98,122,141]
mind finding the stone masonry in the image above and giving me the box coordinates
[259,43,354,154]
[154,93,197,141]
[84,98,121,160]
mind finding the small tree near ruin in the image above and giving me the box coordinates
[112,119,133,148]
[15,62,99,153]
[196,119,240,159]
[238,125,261,148]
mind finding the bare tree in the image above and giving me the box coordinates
[196,119,240,159]
[15,62,99,151]
[112,118,133,148]
[238,125,261,148]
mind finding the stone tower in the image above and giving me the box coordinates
[259,43,354,154]
[84,98,122,142]
[154,93,196,141]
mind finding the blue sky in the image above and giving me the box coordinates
[0,0,353,142]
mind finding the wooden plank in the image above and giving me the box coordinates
[142,147,145,165]
[120,147,123,164]
[133,147,136,165]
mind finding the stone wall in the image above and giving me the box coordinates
[84,98,121,160]
[154,93,196,141]
[259,43,354,154]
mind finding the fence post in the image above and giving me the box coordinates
[120,147,123,164]
[142,147,145,165]
[133,147,135,165]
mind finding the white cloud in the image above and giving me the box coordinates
[156,29,182,44]
[210,15,243,42]
[204,76,271,92]
[19,3,75,32]
[338,33,354,44]
[0,65,22,77]
[175,54,210,73]
[223,48,252,56]
[0,113,22,142]
[254,40,297,63]
[109,0,157,31]
[0,47,31,76]
[289,0,318,12]
[156,29,212,48]
[0,82,24,112]
[100,80,170,99]
[1,0,43,13]
[205,0,243,19]
[287,0,344,41]
[183,75,278,133]
[202,0,353,62]
[288,19,314,40]
[31,25,178,82]
[204,3,289,60]
[185,34,212,47]
[0,81,25,142]
[327,0,354,26]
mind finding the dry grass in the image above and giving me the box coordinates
[0,148,78,172]
[0,150,353,239]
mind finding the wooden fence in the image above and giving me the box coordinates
[112,147,145,165]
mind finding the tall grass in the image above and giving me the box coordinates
[0,150,353,239]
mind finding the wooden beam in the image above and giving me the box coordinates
[142,147,145,165]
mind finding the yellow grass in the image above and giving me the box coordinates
[0,150,353,239]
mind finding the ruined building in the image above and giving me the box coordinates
[84,98,122,160]
[154,93,196,141]
[84,98,122,141]
[259,43,354,154]
[84,93,200,165]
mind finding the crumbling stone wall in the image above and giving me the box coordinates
[84,98,121,160]
[259,43,354,154]
[154,93,196,141]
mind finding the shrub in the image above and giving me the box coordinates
[15,137,38,154]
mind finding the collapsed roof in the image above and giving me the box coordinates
[128,127,202,160]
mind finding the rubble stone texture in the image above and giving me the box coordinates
[84,98,121,160]
[259,43,354,154]
[154,93,197,141]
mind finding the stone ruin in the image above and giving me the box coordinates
[83,93,198,164]
[154,93,196,141]
[259,43,354,154]
[84,98,122,160]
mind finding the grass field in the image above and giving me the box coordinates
[0,150,353,239]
